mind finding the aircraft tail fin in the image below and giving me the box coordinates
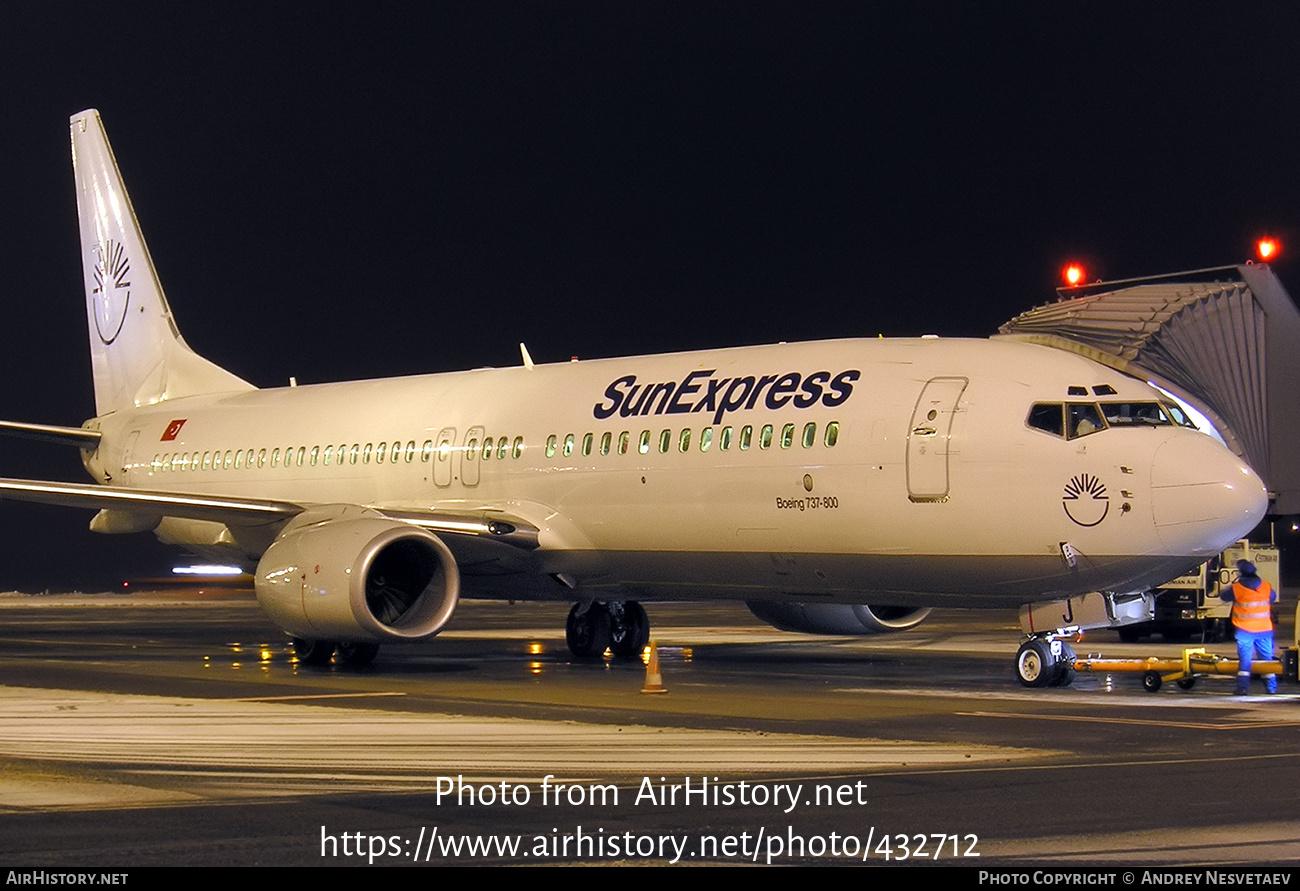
[70,109,254,415]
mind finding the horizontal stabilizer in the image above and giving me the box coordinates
[0,421,102,448]
[0,478,301,526]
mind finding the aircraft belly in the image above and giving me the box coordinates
[485,550,1203,608]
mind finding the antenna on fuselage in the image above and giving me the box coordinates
[519,343,535,370]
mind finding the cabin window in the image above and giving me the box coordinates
[802,422,816,448]
[759,424,774,450]
[700,427,713,452]
[600,432,612,456]
[582,433,593,457]
[739,426,752,450]
[780,423,795,449]
[679,428,691,452]
[720,426,733,450]
[639,430,651,454]
[420,441,432,462]
[322,446,332,466]
[364,443,374,464]
[511,437,522,458]
[309,446,319,466]
[258,448,267,468]
[202,451,212,470]
[618,431,630,455]
[546,435,557,458]
[234,450,243,469]
[824,421,839,447]
[658,429,671,453]
[376,442,388,463]
[563,434,575,457]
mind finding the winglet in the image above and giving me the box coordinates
[519,343,535,370]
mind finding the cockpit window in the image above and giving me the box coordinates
[1067,404,1105,438]
[1100,402,1170,426]
[1027,402,1106,439]
[1160,402,1197,429]
[1028,403,1064,437]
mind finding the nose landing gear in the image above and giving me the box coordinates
[1015,636,1077,687]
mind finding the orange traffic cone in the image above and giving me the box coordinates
[640,639,667,694]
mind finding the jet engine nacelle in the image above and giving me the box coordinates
[255,508,460,643]
[746,601,931,635]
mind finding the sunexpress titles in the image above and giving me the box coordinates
[593,368,860,425]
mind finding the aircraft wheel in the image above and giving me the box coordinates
[337,642,380,667]
[609,601,650,660]
[566,602,612,659]
[1049,642,1076,687]
[1142,670,1163,693]
[1176,677,1196,691]
[1015,639,1058,688]
[293,637,336,666]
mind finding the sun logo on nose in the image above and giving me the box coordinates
[1063,473,1109,527]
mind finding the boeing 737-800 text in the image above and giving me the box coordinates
[0,110,1269,685]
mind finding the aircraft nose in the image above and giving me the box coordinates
[1150,433,1268,553]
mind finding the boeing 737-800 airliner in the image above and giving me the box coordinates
[0,110,1269,685]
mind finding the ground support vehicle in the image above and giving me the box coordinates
[1120,542,1279,643]
[1071,647,1286,693]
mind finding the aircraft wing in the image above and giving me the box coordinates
[0,478,540,552]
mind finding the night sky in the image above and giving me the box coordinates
[4,3,1300,587]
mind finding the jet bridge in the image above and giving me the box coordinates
[998,263,1300,514]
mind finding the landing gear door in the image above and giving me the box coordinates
[906,377,968,502]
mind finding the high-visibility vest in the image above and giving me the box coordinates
[1231,580,1274,633]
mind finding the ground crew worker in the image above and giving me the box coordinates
[1224,559,1277,695]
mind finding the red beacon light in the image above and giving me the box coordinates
[1063,264,1085,287]
[1256,238,1280,262]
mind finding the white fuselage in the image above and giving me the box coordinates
[83,336,1266,609]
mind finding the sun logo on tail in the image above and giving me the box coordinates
[1062,473,1109,527]
[91,239,131,344]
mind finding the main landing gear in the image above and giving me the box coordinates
[291,638,380,668]
[1014,636,1077,687]
[565,600,650,660]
